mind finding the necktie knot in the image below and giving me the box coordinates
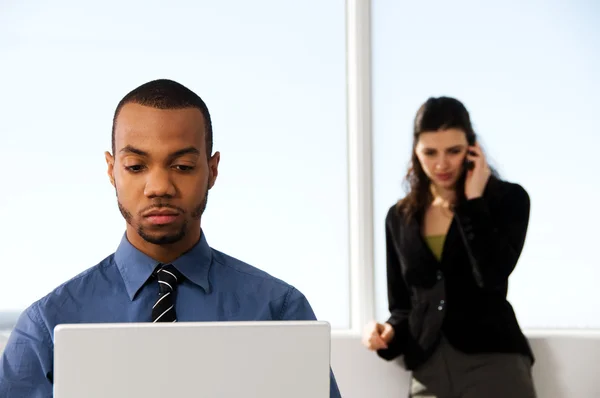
[155,264,182,294]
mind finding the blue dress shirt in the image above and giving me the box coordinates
[0,232,342,397]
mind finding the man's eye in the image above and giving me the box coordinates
[125,165,145,172]
[174,165,194,172]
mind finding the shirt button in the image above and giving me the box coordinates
[436,271,443,280]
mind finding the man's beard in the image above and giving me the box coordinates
[117,189,208,245]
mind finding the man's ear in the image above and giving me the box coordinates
[208,151,220,189]
[105,151,115,187]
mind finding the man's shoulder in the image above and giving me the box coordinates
[26,254,117,319]
[210,249,318,321]
[211,249,292,290]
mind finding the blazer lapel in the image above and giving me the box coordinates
[399,215,442,287]
[438,218,459,266]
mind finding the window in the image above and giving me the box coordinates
[372,0,600,328]
[0,0,349,328]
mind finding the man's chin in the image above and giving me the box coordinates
[137,227,186,245]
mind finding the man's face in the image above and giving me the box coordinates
[105,103,219,246]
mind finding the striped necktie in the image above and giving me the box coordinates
[151,264,183,323]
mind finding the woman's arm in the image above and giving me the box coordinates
[454,181,530,289]
[377,207,412,361]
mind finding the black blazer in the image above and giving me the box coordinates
[377,177,534,370]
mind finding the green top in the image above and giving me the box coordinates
[425,234,446,261]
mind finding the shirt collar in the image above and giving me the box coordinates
[114,231,212,300]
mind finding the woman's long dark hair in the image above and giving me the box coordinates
[397,96,497,223]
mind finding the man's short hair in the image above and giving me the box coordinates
[111,79,213,157]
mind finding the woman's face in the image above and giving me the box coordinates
[415,128,469,190]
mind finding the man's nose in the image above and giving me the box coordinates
[144,168,177,198]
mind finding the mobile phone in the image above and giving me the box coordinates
[464,157,475,171]
[464,135,476,171]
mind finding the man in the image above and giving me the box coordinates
[0,79,342,397]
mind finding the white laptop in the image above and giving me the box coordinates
[54,321,331,398]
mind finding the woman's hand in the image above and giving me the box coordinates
[361,321,395,351]
[464,142,491,200]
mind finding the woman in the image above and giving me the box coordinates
[362,97,536,398]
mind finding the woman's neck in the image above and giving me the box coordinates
[430,184,456,208]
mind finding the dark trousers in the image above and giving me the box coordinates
[409,336,536,398]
